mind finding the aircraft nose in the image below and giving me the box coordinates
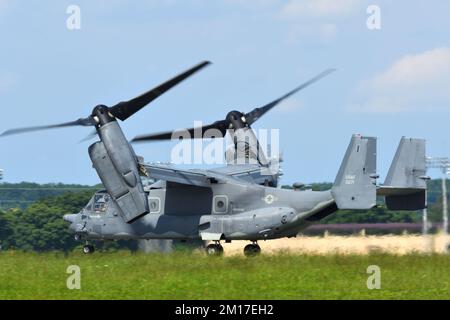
[63,214,77,223]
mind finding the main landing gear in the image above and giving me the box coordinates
[244,242,261,257]
[206,242,224,256]
[205,241,262,257]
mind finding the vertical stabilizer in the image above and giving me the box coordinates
[378,137,428,210]
[331,134,377,210]
[384,137,427,189]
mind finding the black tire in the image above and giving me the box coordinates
[83,245,94,254]
[244,244,261,257]
[206,244,223,256]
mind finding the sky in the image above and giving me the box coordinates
[0,0,449,185]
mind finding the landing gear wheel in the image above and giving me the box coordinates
[244,244,261,257]
[83,245,95,254]
[74,234,81,241]
[206,243,224,256]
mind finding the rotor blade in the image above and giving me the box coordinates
[79,129,98,143]
[109,61,212,121]
[132,120,228,143]
[0,117,95,137]
[245,68,336,125]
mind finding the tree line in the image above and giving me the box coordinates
[0,190,136,251]
[0,180,447,251]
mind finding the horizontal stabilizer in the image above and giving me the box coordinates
[383,189,426,211]
[331,134,377,210]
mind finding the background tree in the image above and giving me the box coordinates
[0,210,13,249]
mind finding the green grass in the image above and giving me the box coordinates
[0,251,449,300]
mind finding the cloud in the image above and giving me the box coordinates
[279,0,363,44]
[350,48,450,113]
[280,0,363,19]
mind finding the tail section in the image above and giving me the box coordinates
[378,137,428,210]
[331,134,377,210]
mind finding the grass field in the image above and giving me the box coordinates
[1,251,449,300]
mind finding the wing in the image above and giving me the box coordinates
[143,163,277,187]
[209,164,277,186]
[143,164,224,187]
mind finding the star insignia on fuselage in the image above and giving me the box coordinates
[264,194,276,204]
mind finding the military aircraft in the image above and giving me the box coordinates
[0,61,429,256]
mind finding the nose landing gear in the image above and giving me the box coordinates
[83,242,95,254]
[206,242,224,256]
[244,242,261,257]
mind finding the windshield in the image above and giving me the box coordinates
[86,193,110,213]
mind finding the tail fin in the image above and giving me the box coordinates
[331,134,377,210]
[378,137,428,210]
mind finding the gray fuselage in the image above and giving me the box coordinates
[65,180,336,242]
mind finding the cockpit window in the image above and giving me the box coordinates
[87,193,110,213]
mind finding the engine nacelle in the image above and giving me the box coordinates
[89,121,149,223]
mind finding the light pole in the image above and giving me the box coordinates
[426,157,450,253]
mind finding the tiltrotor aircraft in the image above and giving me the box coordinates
[0,61,428,256]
